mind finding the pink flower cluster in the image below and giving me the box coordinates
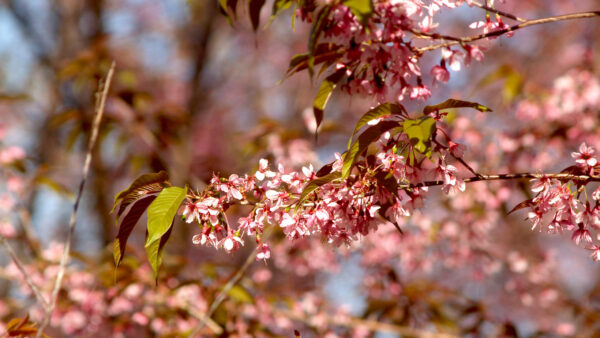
[295,1,495,102]
[523,143,600,260]
[185,120,474,258]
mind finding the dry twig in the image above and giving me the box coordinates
[36,61,116,337]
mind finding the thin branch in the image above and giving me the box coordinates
[433,138,482,178]
[36,61,116,337]
[416,11,600,53]
[236,172,600,209]
[471,1,527,22]
[0,236,48,308]
[190,228,272,336]
[183,302,224,335]
[403,172,600,189]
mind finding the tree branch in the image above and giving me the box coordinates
[404,172,600,189]
[416,11,600,53]
[36,61,116,337]
[0,236,48,308]
[189,227,272,336]
[471,1,527,22]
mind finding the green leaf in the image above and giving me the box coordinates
[297,171,342,206]
[145,225,173,284]
[474,64,523,104]
[145,186,187,245]
[343,0,373,25]
[348,103,407,148]
[267,0,292,26]
[112,171,169,215]
[113,194,158,270]
[343,121,399,179]
[35,176,75,200]
[218,0,239,25]
[423,99,492,115]
[403,117,436,154]
[313,68,346,133]
[248,0,266,32]
[227,285,254,304]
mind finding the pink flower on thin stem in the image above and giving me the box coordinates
[571,226,592,245]
[571,143,597,168]
[256,243,271,260]
[589,245,600,261]
[430,65,449,83]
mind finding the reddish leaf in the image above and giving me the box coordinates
[113,194,158,269]
[508,199,535,215]
[286,44,344,77]
[308,6,333,75]
[112,171,169,216]
[249,0,266,32]
[313,67,346,134]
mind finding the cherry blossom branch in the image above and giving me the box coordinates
[433,138,482,178]
[0,235,48,308]
[36,61,116,337]
[416,11,600,53]
[471,1,527,22]
[405,173,600,189]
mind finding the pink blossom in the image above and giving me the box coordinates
[0,146,25,164]
[589,245,600,261]
[571,226,593,245]
[221,233,244,252]
[430,65,449,83]
[571,143,597,167]
[409,85,431,100]
[256,243,271,260]
[0,221,16,238]
[61,311,87,334]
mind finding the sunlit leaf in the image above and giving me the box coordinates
[403,117,436,154]
[269,0,292,24]
[145,224,173,284]
[227,285,254,303]
[348,103,407,148]
[423,99,492,114]
[35,176,75,200]
[297,171,341,206]
[343,121,400,179]
[218,0,239,25]
[0,93,30,101]
[475,64,523,104]
[146,186,187,245]
[6,315,38,336]
[249,0,266,32]
[313,67,346,133]
[343,0,373,25]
